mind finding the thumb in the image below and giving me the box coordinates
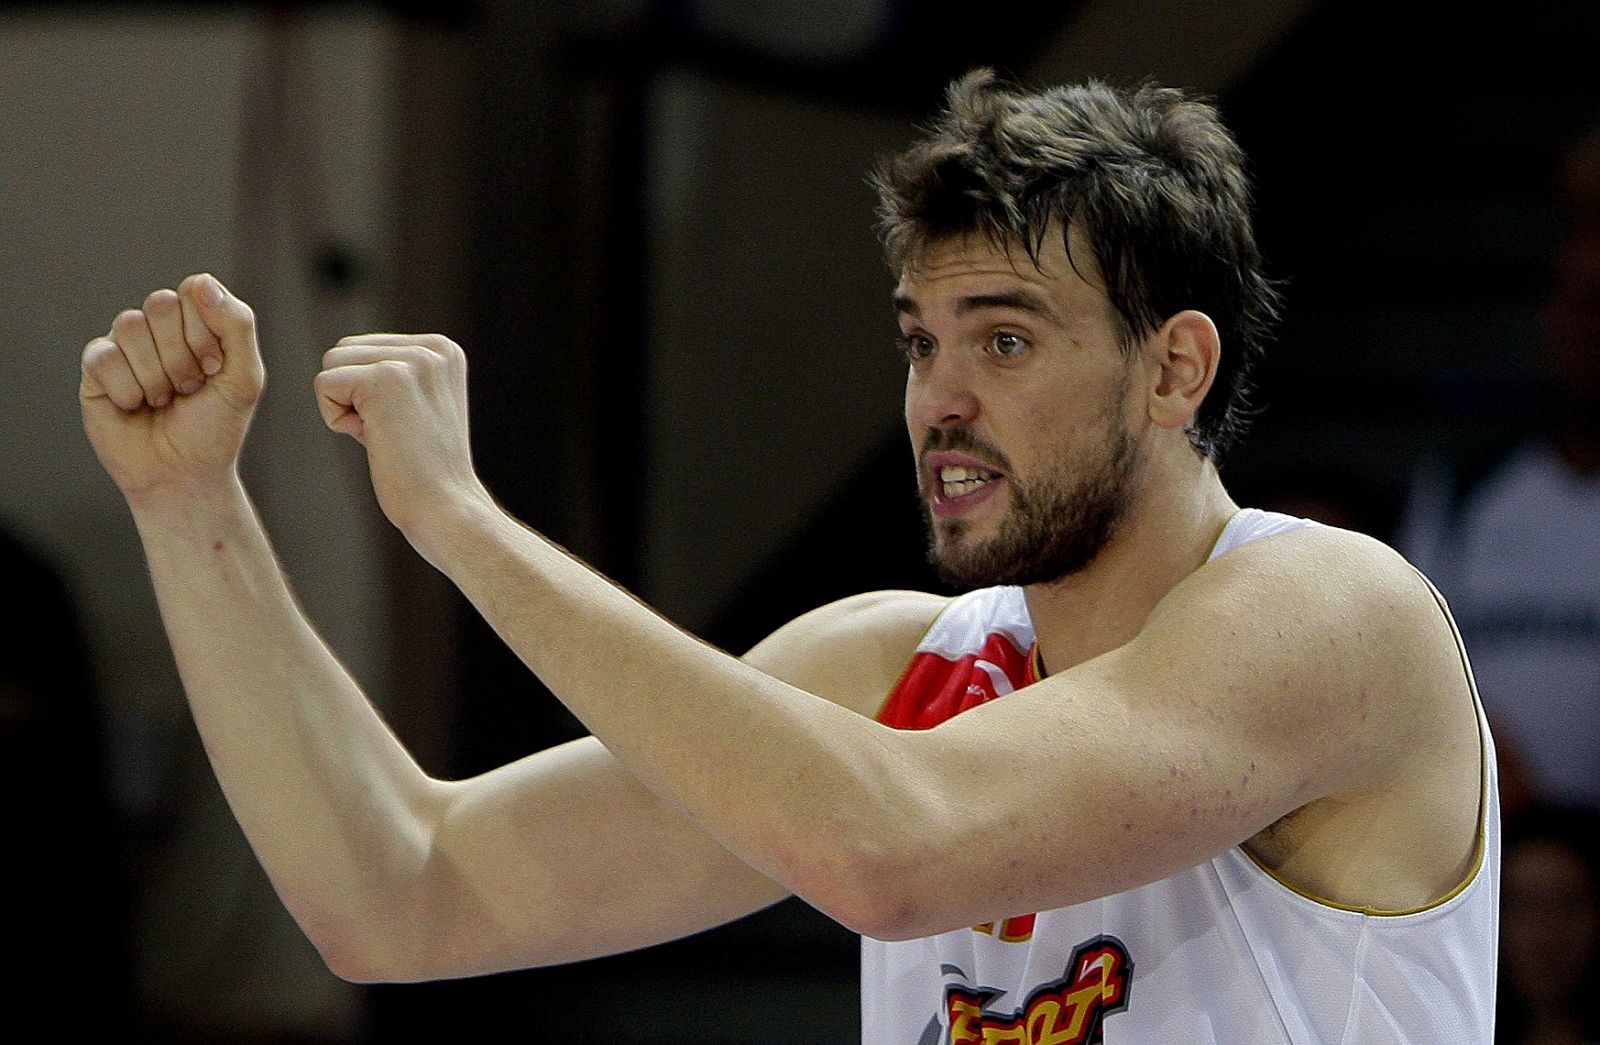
[314,365,369,445]
[182,273,265,392]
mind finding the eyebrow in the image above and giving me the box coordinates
[893,288,1062,324]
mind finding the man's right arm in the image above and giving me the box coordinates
[132,479,936,981]
[81,275,943,982]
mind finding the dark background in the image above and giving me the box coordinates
[4,1,1596,1040]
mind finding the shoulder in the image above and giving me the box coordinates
[1134,522,1468,779]
[1179,524,1485,904]
[747,589,951,664]
[742,590,951,718]
[1163,521,1455,679]
[1179,518,1434,622]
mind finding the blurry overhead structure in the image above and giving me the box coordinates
[644,0,1319,103]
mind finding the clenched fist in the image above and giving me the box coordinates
[80,273,265,503]
[316,332,492,554]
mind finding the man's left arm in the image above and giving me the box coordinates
[317,335,1457,940]
[416,501,1452,939]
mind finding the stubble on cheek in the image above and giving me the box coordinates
[922,423,1140,590]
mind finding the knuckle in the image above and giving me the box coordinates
[186,328,219,353]
[322,345,359,368]
[82,339,118,371]
[112,309,145,335]
[168,356,203,382]
[144,288,179,313]
[106,384,141,411]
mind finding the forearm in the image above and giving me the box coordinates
[129,476,444,973]
[421,500,935,929]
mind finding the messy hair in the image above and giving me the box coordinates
[873,69,1282,461]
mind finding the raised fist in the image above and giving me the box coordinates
[316,332,490,553]
[80,274,265,502]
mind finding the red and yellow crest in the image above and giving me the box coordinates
[945,935,1132,1045]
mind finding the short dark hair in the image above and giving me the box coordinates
[873,69,1282,461]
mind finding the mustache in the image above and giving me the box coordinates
[918,426,1014,475]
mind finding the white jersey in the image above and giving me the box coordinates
[863,509,1500,1044]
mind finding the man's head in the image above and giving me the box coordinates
[895,229,1149,588]
[874,69,1280,462]
[878,71,1279,587]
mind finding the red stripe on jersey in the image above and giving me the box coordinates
[878,630,1037,730]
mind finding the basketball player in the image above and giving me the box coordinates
[79,71,1497,1041]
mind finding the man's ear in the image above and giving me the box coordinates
[1145,310,1220,431]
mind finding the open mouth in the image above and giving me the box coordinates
[937,464,1001,500]
[924,451,1007,517]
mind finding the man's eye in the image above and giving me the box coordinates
[991,332,1029,357]
[898,334,935,361]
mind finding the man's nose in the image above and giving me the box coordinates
[908,354,980,429]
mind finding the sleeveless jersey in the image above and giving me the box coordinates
[862,508,1500,1044]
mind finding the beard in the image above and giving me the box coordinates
[920,421,1141,589]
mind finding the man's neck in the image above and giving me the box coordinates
[1024,457,1237,676]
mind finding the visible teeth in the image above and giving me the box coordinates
[934,464,998,499]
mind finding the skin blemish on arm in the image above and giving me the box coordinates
[212,540,225,553]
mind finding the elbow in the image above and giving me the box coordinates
[283,899,427,985]
[316,932,438,985]
[789,751,961,940]
[301,919,401,985]
[834,888,935,943]
[783,827,947,942]
[806,857,944,942]
[319,943,388,985]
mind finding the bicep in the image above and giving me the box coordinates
[915,646,1322,911]
[407,589,941,978]
[413,736,789,979]
[885,531,1430,929]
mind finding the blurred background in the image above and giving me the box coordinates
[3,1,1598,1041]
